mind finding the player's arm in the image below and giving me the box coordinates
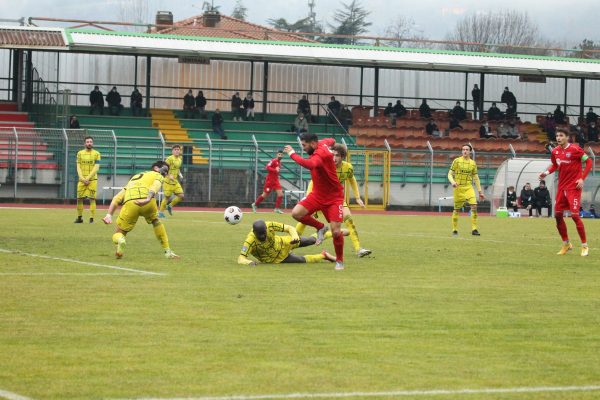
[473,174,484,200]
[447,166,457,187]
[576,155,593,189]
[85,162,100,181]
[102,189,125,224]
[76,154,84,182]
[284,145,322,170]
[539,153,558,179]
[283,224,300,243]
[348,175,365,207]
[320,138,335,147]
[238,237,257,266]
[134,178,161,206]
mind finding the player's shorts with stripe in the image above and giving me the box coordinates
[299,193,344,223]
[263,180,282,193]
[453,186,476,209]
[555,188,581,214]
[77,180,98,199]
[117,200,159,232]
[163,179,183,197]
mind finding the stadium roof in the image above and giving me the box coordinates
[0,26,67,49]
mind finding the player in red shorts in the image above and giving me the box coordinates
[283,133,346,270]
[251,149,285,214]
[539,129,593,256]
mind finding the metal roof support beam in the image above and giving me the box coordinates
[580,78,585,121]
[11,49,20,103]
[564,78,568,117]
[262,61,268,121]
[24,50,33,112]
[359,66,364,106]
[145,56,151,115]
[464,72,468,111]
[250,61,254,94]
[134,55,138,89]
[374,66,379,116]
[479,72,485,120]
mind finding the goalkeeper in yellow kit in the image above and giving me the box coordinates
[238,220,338,266]
[102,160,180,259]
[159,144,185,218]
[74,136,101,223]
[448,144,485,236]
[295,143,371,257]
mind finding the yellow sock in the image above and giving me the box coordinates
[452,210,459,231]
[89,200,96,218]
[159,198,167,212]
[295,222,306,235]
[471,209,478,231]
[112,232,124,245]
[304,253,325,263]
[152,221,170,250]
[170,196,182,207]
[76,199,84,217]
[344,216,361,253]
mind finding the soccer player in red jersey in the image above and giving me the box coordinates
[539,129,593,256]
[252,149,285,214]
[283,133,346,270]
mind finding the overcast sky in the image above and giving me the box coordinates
[1,0,597,46]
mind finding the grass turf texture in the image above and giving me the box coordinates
[0,208,599,400]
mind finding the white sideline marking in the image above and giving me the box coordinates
[0,272,141,276]
[0,388,33,400]
[0,248,166,276]
[118,384,600,400]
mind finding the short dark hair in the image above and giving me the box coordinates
[332,143,347,158]
[152,160,169,170]
[556,128,569,136]
[539,180,546,185]
[299,132,319,143]
[462,144,472,151]
[172,144,181,149]
[84,136,93,142]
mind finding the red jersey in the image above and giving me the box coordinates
[290,138,343,202]
[550,143,586,190]
[264,157,281,185]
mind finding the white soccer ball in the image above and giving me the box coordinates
[224,206,243,225]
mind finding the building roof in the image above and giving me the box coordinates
[0,26,67,49]
[153,13,315,43]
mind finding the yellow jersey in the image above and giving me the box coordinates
[449,157,478,187]
[240,221,292,263]
[122,170,163,203]
[76,149,101,180]
[306,160,360,199]
[165,154,183,184]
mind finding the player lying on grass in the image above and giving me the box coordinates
[102,160,180,259]
[238,220,348,266]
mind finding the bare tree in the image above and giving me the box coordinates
[118,0,150,30]
[445,10,544,55]
[381,16,430,49]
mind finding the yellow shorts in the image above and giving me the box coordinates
[453,186,476,209]
[77,180,97,199]
[271,236,300,264]
[116,200,159,233]
[163,179,183,197]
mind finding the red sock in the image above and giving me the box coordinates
[555,211,569,242]
[299,214,324,230]
[572,215,587,243]
[254,195,265,206]
[275,195,283,208]
[333,230,344,262]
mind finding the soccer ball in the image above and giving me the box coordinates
[224,206,243,225]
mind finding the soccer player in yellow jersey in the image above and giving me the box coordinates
[448,144,485,236]
[238,220,336,266]
[102,160,180,259]
[295,143,372,257]
[159,144,185,218]
[75,136,101,223]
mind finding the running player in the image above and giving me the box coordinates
[539,129,592,256]
[102,160,179,259]
[159,144,184,218]
[251,149,284,214]
[238,220,336,266]
[283,133,346,270]
[448,144,485,236]
[75,136,101,223]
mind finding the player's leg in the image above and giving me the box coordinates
[554,191,572,255]
[168,183,184,215]
[324,202,345,269]
[292,195,325,236]
[159,184,173,217]
[273,188,284,214]
[112,228,127,259]
[75,181,85,223]
[252,189,269,212]
[145,203,180,259]
[465,187,479,235]
[114,203,138,258]
[568,190,588,256]
[88,181,97,223]
[342,206,371,257]
[298,236,317,247]
[451,187,464,235]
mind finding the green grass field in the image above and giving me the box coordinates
[1,207,600,400]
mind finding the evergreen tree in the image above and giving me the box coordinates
[326,0,371,45]
[231,0,247,21]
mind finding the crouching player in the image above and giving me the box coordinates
[102,160,180,259]
[238,220,339,266]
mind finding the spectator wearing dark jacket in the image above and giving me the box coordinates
[392,100,407,119]
[231,92,243,121]
[106,86,123,116]
[339,105,352,131]
[487,102,502,121]
[425,119,440,136]
[542,112,556,141]
[587,121,599,142]
[419,99,432,119]
[507,186,518,212]
[479,120,494,138]
[130,88,143,117]
[449,117,463,130]
[383,102,395,126]
[586,107,598,125]
[69,115,80,129]
[183,89,196,119]
[471,84,481,120]
[212,109,227,139]
[534,180,552,217]
[554,105,566,124]
[327,96,342,122]
[243,92,255,121]
[195,90,207,119]
[451,101,466,121]
[89,85,104,115]
[297,95,311,120]
[520,182,534,217]
[501,87,517,113]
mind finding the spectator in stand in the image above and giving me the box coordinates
[130,88,143,117]
[327,96,342,123]
[195,90,207,119]
[231,91,243,121]
[507,186,518,212]
[449,117,463,131]
[501,86,517,114]
[106,86,123,116]
[294,112,309,136]
[425,119,440,136]
[542,112,556,141]
[297,95,311,121]
[419,99,432,119]
[479,120,495,138]
[339,105,352,131]
[497,122,509,138]
[506,120,520,139]
[183,89,196,119]
[211,109,227,140]
[554,105,566,124]
[586,107,598,125]
[383,102,395,126]
[451,101,466,121]
[534,180,552,217]
[487,102,502,121]
[572,125,587,147]
[505,103,517,120]
[392,100,407,119]
[243,92,255,121]
[471,84,481,120]
[69,115,80,129]
[587,121,598,142]
[520,182,535,217]
[89,85,104,115]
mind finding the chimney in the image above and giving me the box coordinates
[203,10,221,28]
[155,11,173,31]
